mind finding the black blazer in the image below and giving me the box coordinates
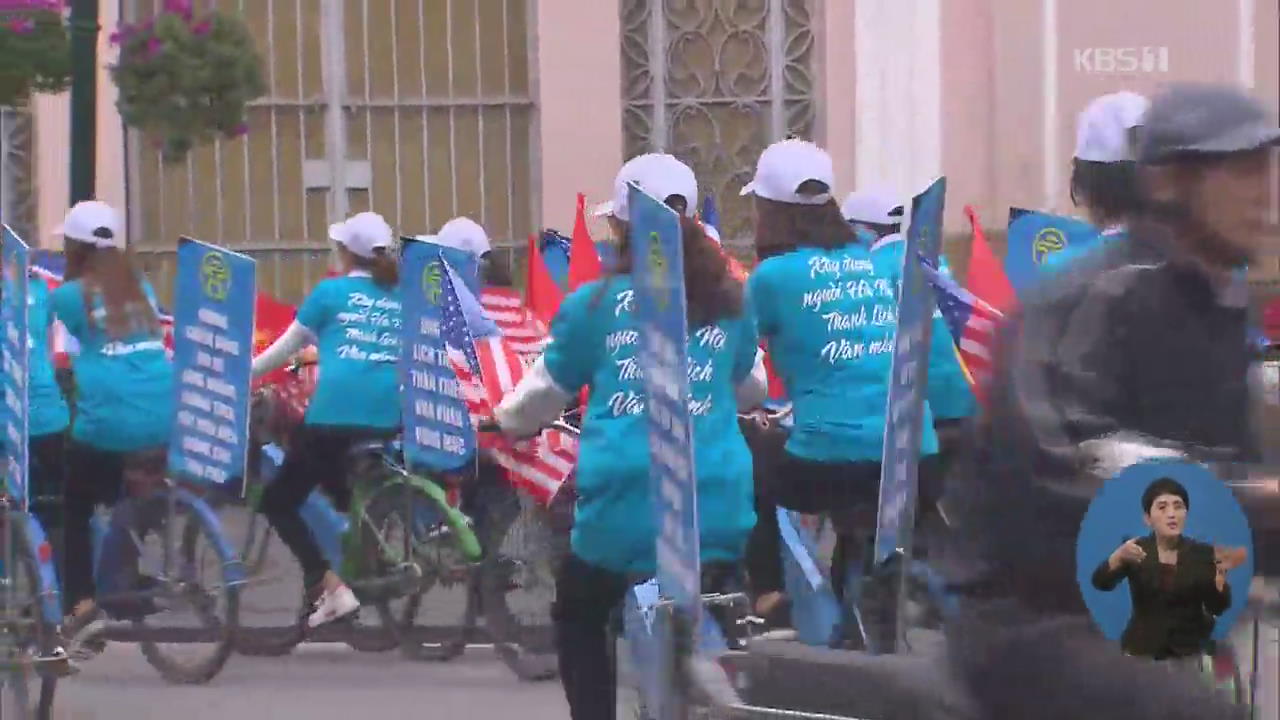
[1091,534,1231,658]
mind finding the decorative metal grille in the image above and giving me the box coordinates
[621,0,815,248]
[125,0,534,305]
[0,106,35,241]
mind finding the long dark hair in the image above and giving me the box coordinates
[63,239,159,339]
[1070,159,1144,226]
[754,180,855,260]
[347,246,399,289]
[602,200,744,328]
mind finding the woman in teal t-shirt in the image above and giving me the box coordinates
[26,273,72,547]
[251,211,402,630]
[492,154,767,720]
[740,140,951,647]
[49,201,174,642]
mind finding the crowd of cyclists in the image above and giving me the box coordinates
[7,80,1278,719]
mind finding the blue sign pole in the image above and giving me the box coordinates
[629,184,700,719]
[167,237,256,497]
[399,236,477,472]
[1,226,30,508]
[874,178,945,652]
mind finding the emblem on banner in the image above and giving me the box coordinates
[1032,227,1067,264]
[646,233,670,311]
[423,261,444,305]
[200,251,230,301]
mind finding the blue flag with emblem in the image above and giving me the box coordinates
[1004,208,1099,294]
[2,226,30,507]
[400,237,478,472]
[168,237,255,497]
[700,195,720,235]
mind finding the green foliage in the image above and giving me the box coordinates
[110,7,266,162]
[0,9,71,106]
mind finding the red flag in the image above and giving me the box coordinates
[450,334,577,505]
[252,292,300,390]
[963,205,1017,315]
[567,193,603,291]
[525,233,563,328]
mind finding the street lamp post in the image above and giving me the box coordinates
[68,0,99,204]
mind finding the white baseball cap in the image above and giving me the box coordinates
[740,139,835,205]
[54,200,124,249]
[1074,91,1150,162]
[841,187,905,225]
[329,211,395,258]
[435,217,492,257]
[591,153,699,222]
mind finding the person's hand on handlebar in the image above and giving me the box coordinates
[475,415,541,442]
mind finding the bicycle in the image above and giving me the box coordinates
[0,489,63,720]
[232,372,481,658]
[77,448,244,685]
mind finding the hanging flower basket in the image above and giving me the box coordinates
[110,0,266,162]
[0,0,71,107]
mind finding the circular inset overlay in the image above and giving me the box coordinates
[1076,459,1254,646]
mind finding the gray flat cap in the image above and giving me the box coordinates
[1138,83,1280,164]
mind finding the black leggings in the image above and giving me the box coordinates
[64,441,131,613]
[258,424,394,590]
[553,554,740,720]
[746,453,944,601]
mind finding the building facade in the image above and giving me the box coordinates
[11,0,1280,302]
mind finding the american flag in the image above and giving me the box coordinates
[31,252,175,368]
[479,286,549,361]
[439,262,576,504]
[917,253,1004,400]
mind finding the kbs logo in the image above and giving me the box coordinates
[1073,47,1169,74]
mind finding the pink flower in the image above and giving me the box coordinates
[162,0,192,19]
[7,17,35,34]
[108,23,133,45]
[145,35,163,58]
[228,123,249,138]
[191,19,211,36]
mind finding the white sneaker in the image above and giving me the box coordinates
[306,585,360,628]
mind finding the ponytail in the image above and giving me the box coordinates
[368,247,399,289]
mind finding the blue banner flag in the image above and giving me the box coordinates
[1004,208,1098,294]
[2,226,31,507]
[875,177,946,567]
[700,195,720,235]
[629,183,701,616]
[167,237,255,496]
[400,237,478,473]
[540,230,572,291]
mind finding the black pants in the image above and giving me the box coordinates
[64,441,131,613]
[554,553,739,720]
[28,433,67,605]
[745,453,944,601]
[258,424,393,590]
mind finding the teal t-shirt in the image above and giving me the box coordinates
[543,278,757,575]
[28,276,69,437]
[749,244,942,463]
[51,279,174,452]
[869,235,977,421]
[295,274,402,430]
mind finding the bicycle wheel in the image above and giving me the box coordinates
[479,486,561,681]
[228,503,306,657]
[129,494,240,684]
[360,480,474,661]
[0,511,56,720]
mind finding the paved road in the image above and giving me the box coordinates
[51,642,568,720]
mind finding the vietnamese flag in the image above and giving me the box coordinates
[525,233,564,327]
[252,292,299,390]
[567,193,603,291]
[964,205,1017,315]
